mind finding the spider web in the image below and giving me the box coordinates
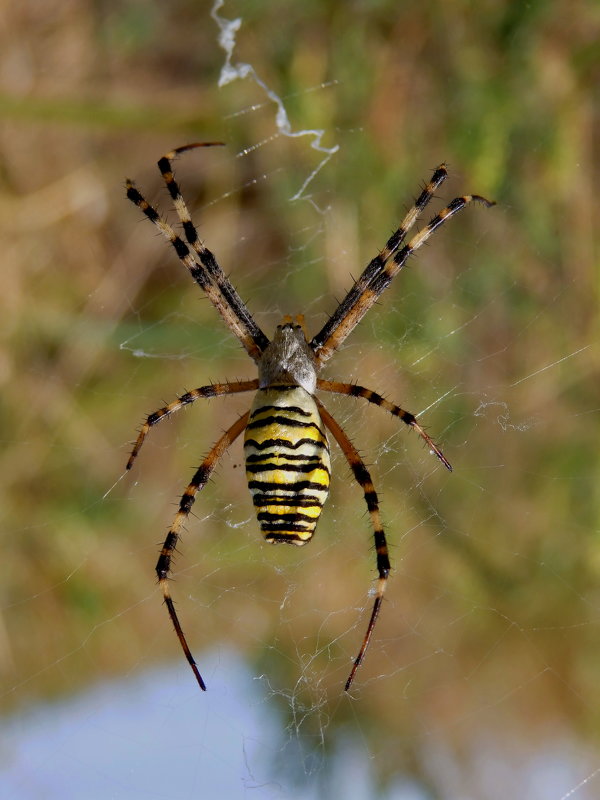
[2,2,599,799]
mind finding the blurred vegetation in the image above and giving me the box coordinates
[1,0,599,794]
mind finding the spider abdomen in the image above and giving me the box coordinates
[244,386,331,545]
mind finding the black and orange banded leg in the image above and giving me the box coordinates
[316,399,390,692]
[127,379,258,471]
[310,164,448,361]
[317,379,451,471]
[156,411,250,691]
[125,145,269,362]
[156,145,270,357]
[312,185,494,365]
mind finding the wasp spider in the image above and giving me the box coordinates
[126,143,493,692]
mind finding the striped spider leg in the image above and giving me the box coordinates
[127,380,258,471]
[317,380,452,471]
[157,412,250,690]
[310,168,493,689]
[126,143,269,363]
[126,144,269,690]
[126,145,493,692]
[311,164,495,364]
[315,400,389,691]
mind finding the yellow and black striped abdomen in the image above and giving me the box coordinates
[244,386,330,545]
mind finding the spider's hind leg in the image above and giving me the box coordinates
[316,399,390,692]
[156,411,249,691]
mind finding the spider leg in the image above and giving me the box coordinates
[126,144,269,361]
[156,411,250,691]
[157,144,269,359]
[317,379,451,470]
[311,164,447,361]
[315,399,390,692]
[312,176,494,364]
[127,379,258,471]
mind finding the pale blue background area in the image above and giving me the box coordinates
[0,652,426,800]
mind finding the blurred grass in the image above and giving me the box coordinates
[1,0,599,788]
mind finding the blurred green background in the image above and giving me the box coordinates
[1,0,599,795]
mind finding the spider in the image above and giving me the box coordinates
[125,143,493,692]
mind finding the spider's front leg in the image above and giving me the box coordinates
[317,379,451,470]
[127,379,258,471]
[156,411,249,691]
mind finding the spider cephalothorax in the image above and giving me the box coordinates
[258,319,318,391]
[126,143,493,692]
